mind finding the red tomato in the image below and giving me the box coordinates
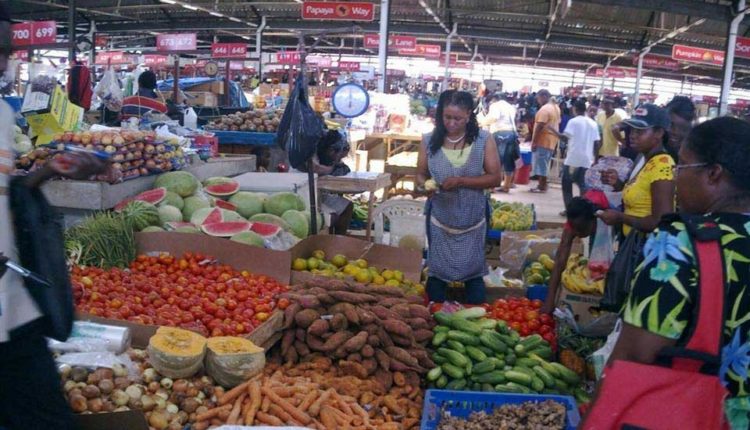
[510,322,522,332]
[540,313,553,325]
[539,324,552,334]
[525,310,539,321]
[519,324,531,337]
[527,320,540,331]
[542,332,556,343]
[277,298,290,310]
[531,299,543,309]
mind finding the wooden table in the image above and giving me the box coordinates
[359,132,422,166]
[317,172,391,241]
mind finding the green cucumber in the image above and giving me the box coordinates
[432,331,448,347]
[520,334,544,349]
[479,331,508,353]
[533,366,556,388]
[498,333,517,346]
[505,352,517,365]
[427,367,443,381]
[436,375,448,388]
[481,383,495,392]
[528,346,553,360]
[474,370,507,385]
[511,366,535,378]
[441,363,466,379]
[477,345,494,356]
[446,340,466,354]
[445,378,467,390]
[554,378,570,392]
[447,330,481,346]
[476,319,497,330]
[506,382,533,393]
[465,361,473,376]
[433,312,454,326]
[438,348,470,368]
[452,307,487,319]
[433,353,448,365]
[504,370,533,386]
[516,358,539,368]
[575,387,592,404]
[451,318,483,335]
[489,357,505,369]
[550,362,582,385]
[434,325,451,333]
[514,344,526,355]
[471,382,481,391]
[531,375,545,392]
[528,353,560,377]
[494,383,525,393]
[465,345,488,362]
[472,360,496,374]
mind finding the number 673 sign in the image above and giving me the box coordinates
[11,21,57,47]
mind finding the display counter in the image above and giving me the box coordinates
[317,171,391,240]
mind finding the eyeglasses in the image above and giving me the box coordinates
[672,163,708,174]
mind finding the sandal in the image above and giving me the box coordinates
[529,188,548,194]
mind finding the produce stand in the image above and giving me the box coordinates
[316,171,391,240]
[360,131,422,166]
[42,155,255,223]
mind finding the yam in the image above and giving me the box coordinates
[391,304,412,318]
[379,297,408,307]
[297,295,321,309]
[382,319,412,338]
[404,371,421,388]
[413,329,433,343]
[361,344,375,358]
[342,331,368,353]
[374,349,391,371]
[346,353,363,362]
[333,345,349,359]
[320,331,353,352]
[343,307,360,325]
[392,333,415,347]
[370,305,399,321]
[295,328,307,342]
[384,346,419,368]
[306,319,330,337]
[374,368,393,391]
[367,334,381,347]
[327,291,377,303]
[362,358,378,375]
[283,303,301,329]
[306,334,326,351]
[330,313,348,331]
[283,346,299,364]
[406,295,425,304]
[293,340,311,356]
[281,330,295,356]
[376,327,394,348]
[405,318,429,330]
[328,302,355,314]
[339,360,368,379]
[317,293,335,305]
[357,308,378,325]
[294,309,320,329]
[407,304,431,320]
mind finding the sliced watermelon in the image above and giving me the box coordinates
[114,187,167,211]
[214,199,238,211]
[201,221,251,237]
[191,207,223,225]
[204,180,240,197]
[250,222,282,237]
[164,221,196,231]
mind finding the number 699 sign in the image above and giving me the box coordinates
[11,21,57,47]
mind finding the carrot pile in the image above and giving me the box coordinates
[192,356,423,430]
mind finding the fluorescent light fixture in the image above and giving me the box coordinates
[209,11,223,17]
[241,36,250,40]
[160,0,177,3]
[183,4,199,11]
[228,17,243,22]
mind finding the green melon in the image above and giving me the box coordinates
[228,192,267,219]
[263,192,305,217]
[175,225,202,234]
[158,191,184,211]
[121,201,161,231]
[141,226,165,233]
[229,231,265,247]
[182,196,211,222]
[282,209,309,239]
[154,171,199,197]
[249,213,292,232]
[158,205,183,225]
[203,176,235,187]
[191,207,223,226]
[303,210,325,230]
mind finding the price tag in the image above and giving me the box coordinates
[156,33,197,52]
[32,21,56,45]
[11,22,32,47]
[211,43,247,59]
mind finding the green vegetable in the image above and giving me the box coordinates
[432,331,448,347]
[531,375,545,392]
[528,346,553,360]
[451,318,483,335]
[436,375,448,388]
[452,307,486,319]
[441,363,466,379]
[516,358,539,368]
[472,360,496,374]
[505,352,517,365]
[446,340,466,354]
[477,345,494,356]
[493,383,525,393]
[465,361,473,376]
[506,382,533,394]
[551,362,582,385]
[437,348,470,368]
[445,378,467,390]
[433,312,454,326]
[489,357,505,369]
[514,344,526,355]
[520,334,544,349]
[434,325,451,333]
[465,346,488,362]
[575,387,592,404]
[65,212,136,269]
[427,367,443,381]
[504,370,533,386]
[447,330,480,346]
[479,331,508,353]
[511,366,535,378]
[528,353,560,377]
[432,353,448,365]
[473,370,507,385]
[481,383,495,392]
[476,319,497,330]
[533,366,556,388]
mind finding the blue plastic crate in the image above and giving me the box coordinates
[420,389,580,430]
[526,284,549,301]
[487,229,502,241]
[211,131,276,146]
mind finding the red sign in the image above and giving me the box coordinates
[229,61,246,70]
[586,67,636,78]
[211,43,247,59]
[143,55,168,67]
[302,1,374,21]
[398,44,442,58]
[276,51,300,64]
[633,54,680,71]
[387,69,405,77]
[735,37,750,59]
[95,51,130,65]
[735,98,750,106]
[156,33,197,52]
[11,50,28,61]
[672,44,724,66]
[338,61,360,72]
[364,33,417,50]
[11,21,57,47]
[307,55,332,67]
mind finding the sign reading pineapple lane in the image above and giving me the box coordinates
[301,1,375,21]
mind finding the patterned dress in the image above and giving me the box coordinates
[622,213,750,428]
[424,130,490,282]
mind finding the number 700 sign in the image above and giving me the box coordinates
[12,21,57,47]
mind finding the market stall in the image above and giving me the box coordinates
[317,171,391,240]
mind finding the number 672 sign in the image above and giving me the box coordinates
[12,21,57,47]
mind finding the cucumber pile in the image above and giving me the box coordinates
[428,307,589,401]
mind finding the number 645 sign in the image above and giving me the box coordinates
[11,21,57,47]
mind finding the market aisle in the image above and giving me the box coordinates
[491,183,566,224]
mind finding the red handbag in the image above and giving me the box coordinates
[582,218,731,430]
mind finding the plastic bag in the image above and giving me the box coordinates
[591,318,622,379]
[94,67,123,112]
[276,77,324,170]
[585,156,634,192]
[263,229,301,251]
[588,219,614,280]
[554,306,618,338]
[483,266,523,289]
[55,351,139,378]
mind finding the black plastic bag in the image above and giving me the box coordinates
[601,230,646,312]
[276,77,324,170]
[9,177,74,341]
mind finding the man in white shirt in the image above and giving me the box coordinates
[480,93,518,192]
[0,6,107,427]
[560,100,600,213]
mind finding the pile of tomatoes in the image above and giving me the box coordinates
[72,252,288,337]
[489,297,556,348]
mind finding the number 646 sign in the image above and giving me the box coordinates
[11,21,57,47]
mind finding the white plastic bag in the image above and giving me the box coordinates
[588,219,614,280]
[591,318,622,379]
[94,67,123,112]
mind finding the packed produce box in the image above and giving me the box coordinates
[204,109,281,133]
[490,200,535,231]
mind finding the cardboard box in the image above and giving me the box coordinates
[289,234,423,285]
[22,85,83,145]
[556,289,604,326]
[189,80,225,95]
[499,228,583,278]
[184,91,218,107]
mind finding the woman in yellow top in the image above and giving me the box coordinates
[598,104,676,236]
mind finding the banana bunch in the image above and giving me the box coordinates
[562,254,604,295]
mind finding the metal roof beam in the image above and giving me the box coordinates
[575,0,731,22]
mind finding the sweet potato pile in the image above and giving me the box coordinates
[195,356,423,429]
[279,278,435,390]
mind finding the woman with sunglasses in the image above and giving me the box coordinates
[584,116,750,430]
[417,90,502,304]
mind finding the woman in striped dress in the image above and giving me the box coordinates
[417,90,503,304]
